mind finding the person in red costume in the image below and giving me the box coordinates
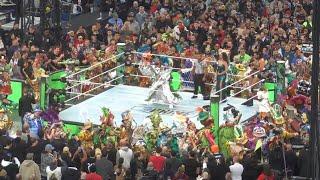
[0,71,12,100]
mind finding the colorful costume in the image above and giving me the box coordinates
[23,111,44,138]
[0,72,12,96]
[197,111,219,153]
[146,68,181,105]
[0,108,13,131]
[78,121,94,149]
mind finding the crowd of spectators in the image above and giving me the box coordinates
[0,0,315,179]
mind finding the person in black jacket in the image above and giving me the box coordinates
[164,151,182,179]
[18,89,35,126]
[10,135,28,163]
[61,166,81,180]
[1,154,19,180]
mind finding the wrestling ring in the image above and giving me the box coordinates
[58,52,273,128]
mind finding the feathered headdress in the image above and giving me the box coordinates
[100,107,114,126]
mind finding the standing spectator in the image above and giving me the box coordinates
[25,108,44,138]
[99,0,115,20]
[103,143,117,166]
[86,164,102,180]
[192,55,207,100]
[229,156,243,180]
[173,165,189,180]
[141,162,158,180]
[19,153,41,180]
[215,52,229,101]
[241,152,260,180]
[9,51,23,79]
[207,155,230,180]
[46,159,62,180]
[26,137,44,165]
[116,140,133,170]
[135,6,148,27]
[114,157,126,180]
[284,143,297,175]
[18,89,35,126]
[61,165,81,180]
[164,151,182,179]
[183,151,200,180]
[108,13,124,31]
[257,164,275,180]
[95,148,114,180]
[82,149,96,174]
[61,147,72,167]
[10,132,28,162]
[149,147,166,174]
[1,153,20,180]
[41,144,55,179]
[127,12,140,35]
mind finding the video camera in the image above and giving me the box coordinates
[223,104,240,118]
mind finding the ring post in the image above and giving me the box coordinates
[210,95,220,144]
[40,77,47,109]
[264,82,277,103]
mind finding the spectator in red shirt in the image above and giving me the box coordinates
[149,147,166,173]
[85,164,103,180]
[257,164,275,180]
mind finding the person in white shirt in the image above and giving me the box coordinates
[257,87,271,120]
[46,159,62,180]
[229,156,244,180]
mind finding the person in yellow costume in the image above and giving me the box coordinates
[78,121,94,149]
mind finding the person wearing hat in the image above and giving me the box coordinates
[19,153,41,180]
[24,107,43,138]
[40,144,55,178]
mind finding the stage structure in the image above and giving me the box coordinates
[20,0,36,42]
